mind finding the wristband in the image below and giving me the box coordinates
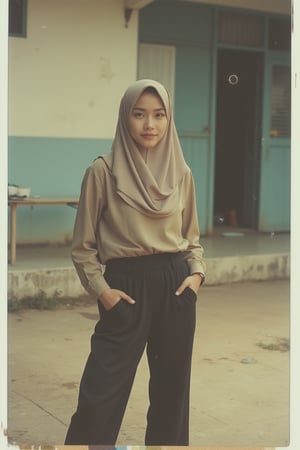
[192,272,205,285]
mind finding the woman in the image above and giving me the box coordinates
[65,79,206,445]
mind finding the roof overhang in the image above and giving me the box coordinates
[124,0,154,27]
[180,0,291,15]
[124,0,155,10]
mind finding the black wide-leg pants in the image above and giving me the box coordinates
[65,252,197,446]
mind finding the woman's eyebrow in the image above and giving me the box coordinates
[132,107,166,111]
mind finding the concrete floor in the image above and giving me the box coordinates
[8,279,290,448]
[7,229,290,301]
[8,228,290,270]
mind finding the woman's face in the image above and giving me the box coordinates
[128,90,168,151]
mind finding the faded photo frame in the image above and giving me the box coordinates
[1,0,300,449]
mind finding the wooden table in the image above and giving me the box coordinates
[8,197,79,265]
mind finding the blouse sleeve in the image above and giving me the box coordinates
[181,170,206,279]
[71,163,110,298]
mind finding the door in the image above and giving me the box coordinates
[175,45,212,235]
[214,49,263,228]
[259,53,291,231]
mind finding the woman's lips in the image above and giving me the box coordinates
[142,134,157,139]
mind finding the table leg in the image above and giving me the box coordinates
[10,204,17,264]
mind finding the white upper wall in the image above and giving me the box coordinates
[8,0,138,138]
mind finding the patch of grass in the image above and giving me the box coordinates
[256,337,290,352]
[8,291,95,312]
[8,290,60,312]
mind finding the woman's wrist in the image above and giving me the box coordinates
[192,272,205,285]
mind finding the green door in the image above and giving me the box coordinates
[175,46,212,235]
[259,52,291,231]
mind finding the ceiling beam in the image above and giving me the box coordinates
[124,0,154,10]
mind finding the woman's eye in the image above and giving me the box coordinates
[156,112,166,119]
[134,112,144,118]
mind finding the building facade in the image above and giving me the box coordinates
[8,0,291,243]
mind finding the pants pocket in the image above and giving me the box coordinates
[97,299,135,333]
[177,286,197,305]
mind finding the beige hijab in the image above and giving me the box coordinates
[102,79,188,217]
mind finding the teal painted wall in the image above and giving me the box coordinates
[8,136,112,243]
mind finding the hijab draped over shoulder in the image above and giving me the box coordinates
[102,79,189,217]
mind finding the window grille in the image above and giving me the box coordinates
[270,65,291,138]
[218,12,265,48]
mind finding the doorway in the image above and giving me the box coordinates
[214,49,263,229]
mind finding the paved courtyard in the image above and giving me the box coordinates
[8,280,290,448]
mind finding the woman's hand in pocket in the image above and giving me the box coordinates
[175,273,203,296]
[99,288,135,311]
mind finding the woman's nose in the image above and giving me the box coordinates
[145,115,154,129]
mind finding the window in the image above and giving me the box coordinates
[270,66,291,138]
[269,18,291,51]
[138,43,176,101]
[218,11,265,48]
[9,0,27,37]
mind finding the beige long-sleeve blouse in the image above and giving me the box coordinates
[71,157,206,298]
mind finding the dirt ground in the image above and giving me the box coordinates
[7,280,290,448]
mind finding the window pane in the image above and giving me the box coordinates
[218,12,265,48]
[9,0,27,37]
[138,43,176,101]
[269,18,291,51]
[270,66,291,138]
